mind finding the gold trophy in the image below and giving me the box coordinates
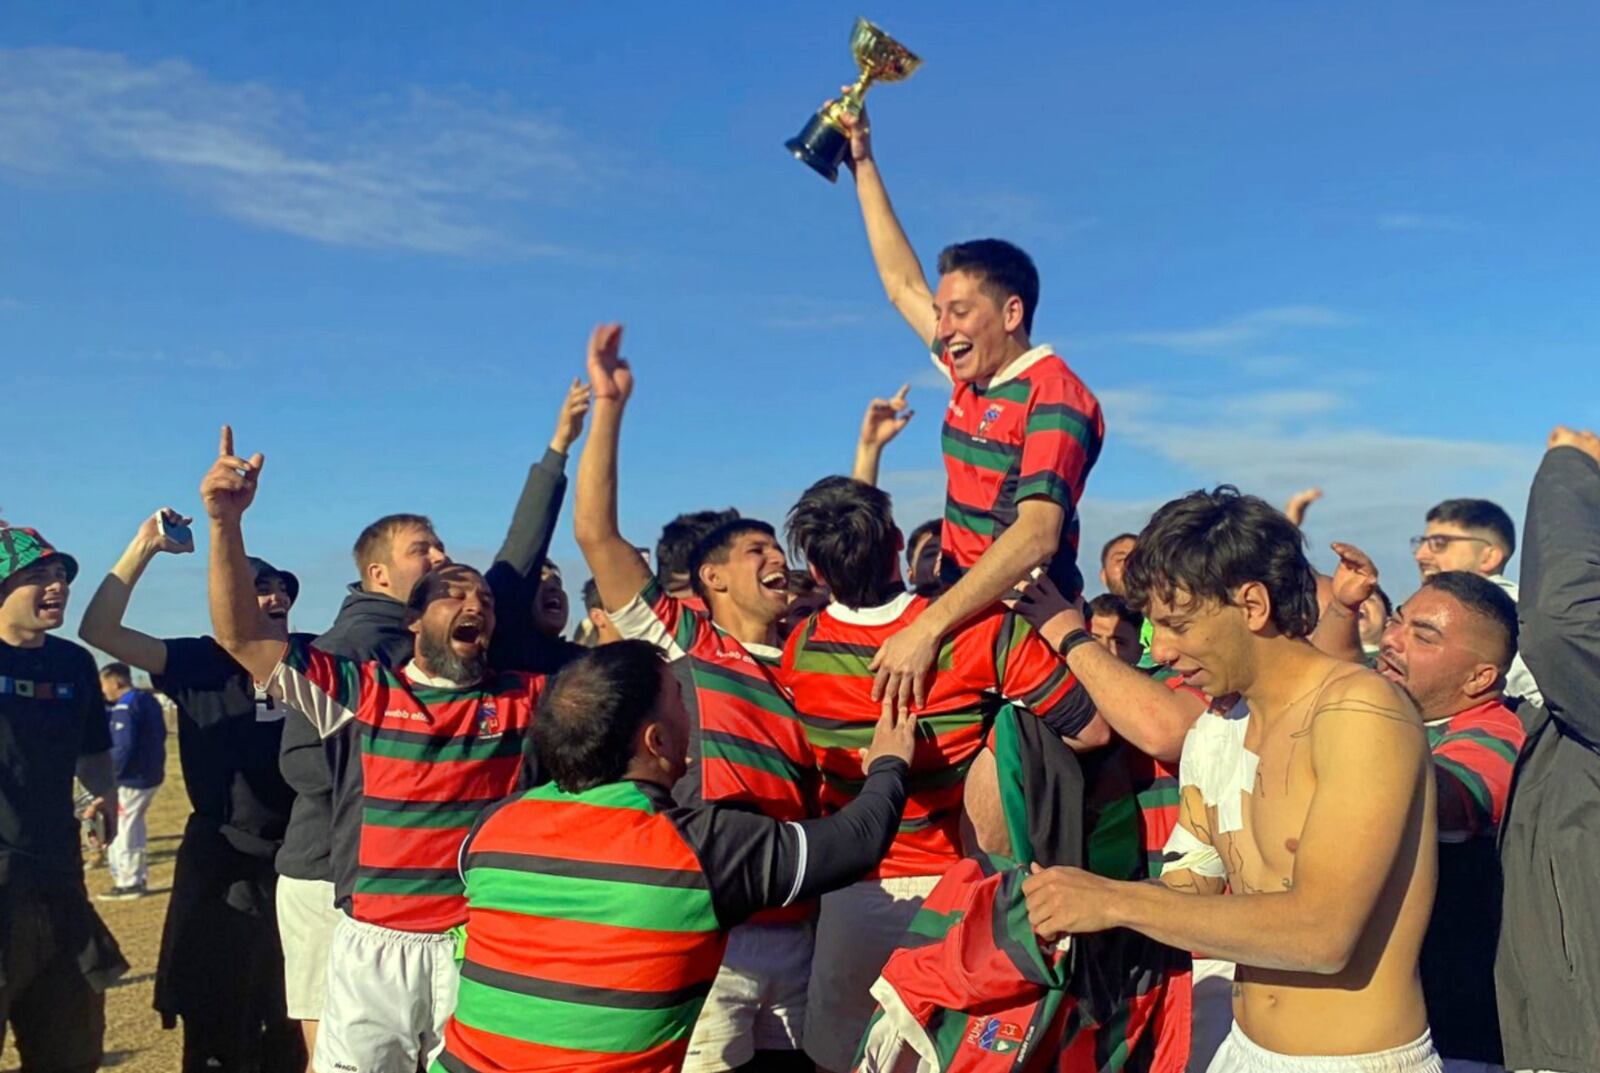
[786,18,921,182]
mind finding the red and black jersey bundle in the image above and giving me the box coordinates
[854,706,1190,1073]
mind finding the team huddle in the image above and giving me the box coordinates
[1,105,1598,1073]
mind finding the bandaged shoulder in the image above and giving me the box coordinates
[1160,821,1227,879]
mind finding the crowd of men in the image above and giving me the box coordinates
[1,103,1598,1073]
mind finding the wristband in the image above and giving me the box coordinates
[1058,628,1095,658]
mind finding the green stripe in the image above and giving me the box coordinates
[702,737,804,782]
[1024,410,1090,439]
[355,874,463,896]
[364,732,524,764]
[468,867,717,933]
[526,780,655,813]
[789,643,872,679]
[944,499,998,537]
[1016,471,1074,506]
[693,664,796,720]
[363,805,484,829]
[979,380,1031,403]
[337,656,362,712]
[801,710,983,751]
[453,974,704,1054]
[942,431,1017,475]
[1435,756,1493,818]
[1440,727,1521,764]
[904,906,964,943]
[1134,783,1180,811]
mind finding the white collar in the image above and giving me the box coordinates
[824,589,917,626]
[403,661,478,690]
[709,623,782,661]
[927,341,1056,388]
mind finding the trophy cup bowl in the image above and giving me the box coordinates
[786,18,921,182]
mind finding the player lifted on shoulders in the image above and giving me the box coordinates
[1022,487,1441,1073]
[837,102,1104,715]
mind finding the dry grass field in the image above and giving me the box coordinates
[3,735,192,1071]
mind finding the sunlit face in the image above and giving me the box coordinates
[0,559,71,635]
[702,531,789,624]
[1145,585,1255,697]
[1100,537,1137,597]
[411,567,496,680]
[1357,591,1388,649]
[374,524,449,602]
[99,672,128,703]
[1377,588,1500,716]
[1414,522,1500,581]
[534,564,569,638]
[1089,613,1143,666]
[933,271,1021,385]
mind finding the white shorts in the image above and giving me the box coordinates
[682,920,814,1073]
[1207,1023,1442,1073]
[1190,958,1237,1073]
[312,914,460,1073]
[803,874,940,1073]
[276,875,341,1021]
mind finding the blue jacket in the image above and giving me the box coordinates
[108,689,167,790]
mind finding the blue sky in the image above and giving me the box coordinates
[3,2,1596,652]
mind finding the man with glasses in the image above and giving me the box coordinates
[1412,498,1541,708]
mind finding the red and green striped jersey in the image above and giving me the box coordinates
[269,638,541,933]
[1427,699,1526,842]
[781,591,1094,878]
[930,343,1105,600]
[433,777,824,1073]
[610,579,816,924]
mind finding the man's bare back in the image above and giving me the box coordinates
[1178,656,1437,1055]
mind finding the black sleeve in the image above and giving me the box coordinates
[75,647,113,757]
[487,449,570,668]
[278,696,333,797]
[1520,446,1600,742]
[675,757,909,928]
[152,636,235,694]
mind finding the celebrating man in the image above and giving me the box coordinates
[838,105,1105,715]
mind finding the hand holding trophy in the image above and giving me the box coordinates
[786,18,921,182]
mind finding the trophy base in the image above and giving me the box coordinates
[785,113,849,183]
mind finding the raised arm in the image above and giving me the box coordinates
[78,509,195,675]
[1013,577,1199,762]
[839,106,936,347]
[573,324,654,612]
[201,425,286,684]
[851,383,914,487]
[1309,542,1378,665]
[1519,427,1600,740]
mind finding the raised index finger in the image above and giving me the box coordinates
[219,424,233,457]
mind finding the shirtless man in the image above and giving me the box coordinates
[1022,486,1440,1072]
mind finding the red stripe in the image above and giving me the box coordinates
[467,909,725,993]
[470,799,705,872]
[350,891,466,932]
[444,1017,690,1073]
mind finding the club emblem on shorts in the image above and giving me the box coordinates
[965,1016,1023,1053]
[477,702,502,738]
[977,404,1003,437]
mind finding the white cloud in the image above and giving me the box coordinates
[1116,305,1353,354]
[1378,213,1469,233]
[0,47,594,255]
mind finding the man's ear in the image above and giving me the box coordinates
[1002,294,1026,335]
[1464,660,1501,699]
[639,719,673,772]
[1480,544,1508,576]
[1236,580,1274,633]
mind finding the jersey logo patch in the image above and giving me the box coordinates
[476,702,502,739]
[965,1016,1024,1053]
[976,404,1004,437]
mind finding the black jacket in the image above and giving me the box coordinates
[1495,445,1600,1073]
[275,447,579,881]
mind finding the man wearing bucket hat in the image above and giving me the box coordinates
[80,508,307,1072]
[0,522,128,1071]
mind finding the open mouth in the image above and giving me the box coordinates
[1377,653,1405,681]
[540,597,565,613]
[266,609,289,621]
[759,571,789,595]
[946,341,974,362]
[37,596,66,616]
[451,617,486,646]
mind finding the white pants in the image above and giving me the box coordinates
[803,874,941,1073]
[312,914,459,1073]
[1207,1023,1442,1073]
[1190,958,1237,1072]
[108,785,158,888]
[683,920,814,1072]
[276,875,342,1021]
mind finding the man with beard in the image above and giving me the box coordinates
[0,524,126,1072]
[276,381,588,1057]
[1373,572,1525,1069]
[79,506,306,1071]
[835,106,1105,718]
[575,324,819,1073]
[202,429,547,1073]
[1023,487,1441,1073]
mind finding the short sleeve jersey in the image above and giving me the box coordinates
[0,635,113,886]
[932,343,1105,600]
[268,638,543,932]
[781,591,1092,878]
